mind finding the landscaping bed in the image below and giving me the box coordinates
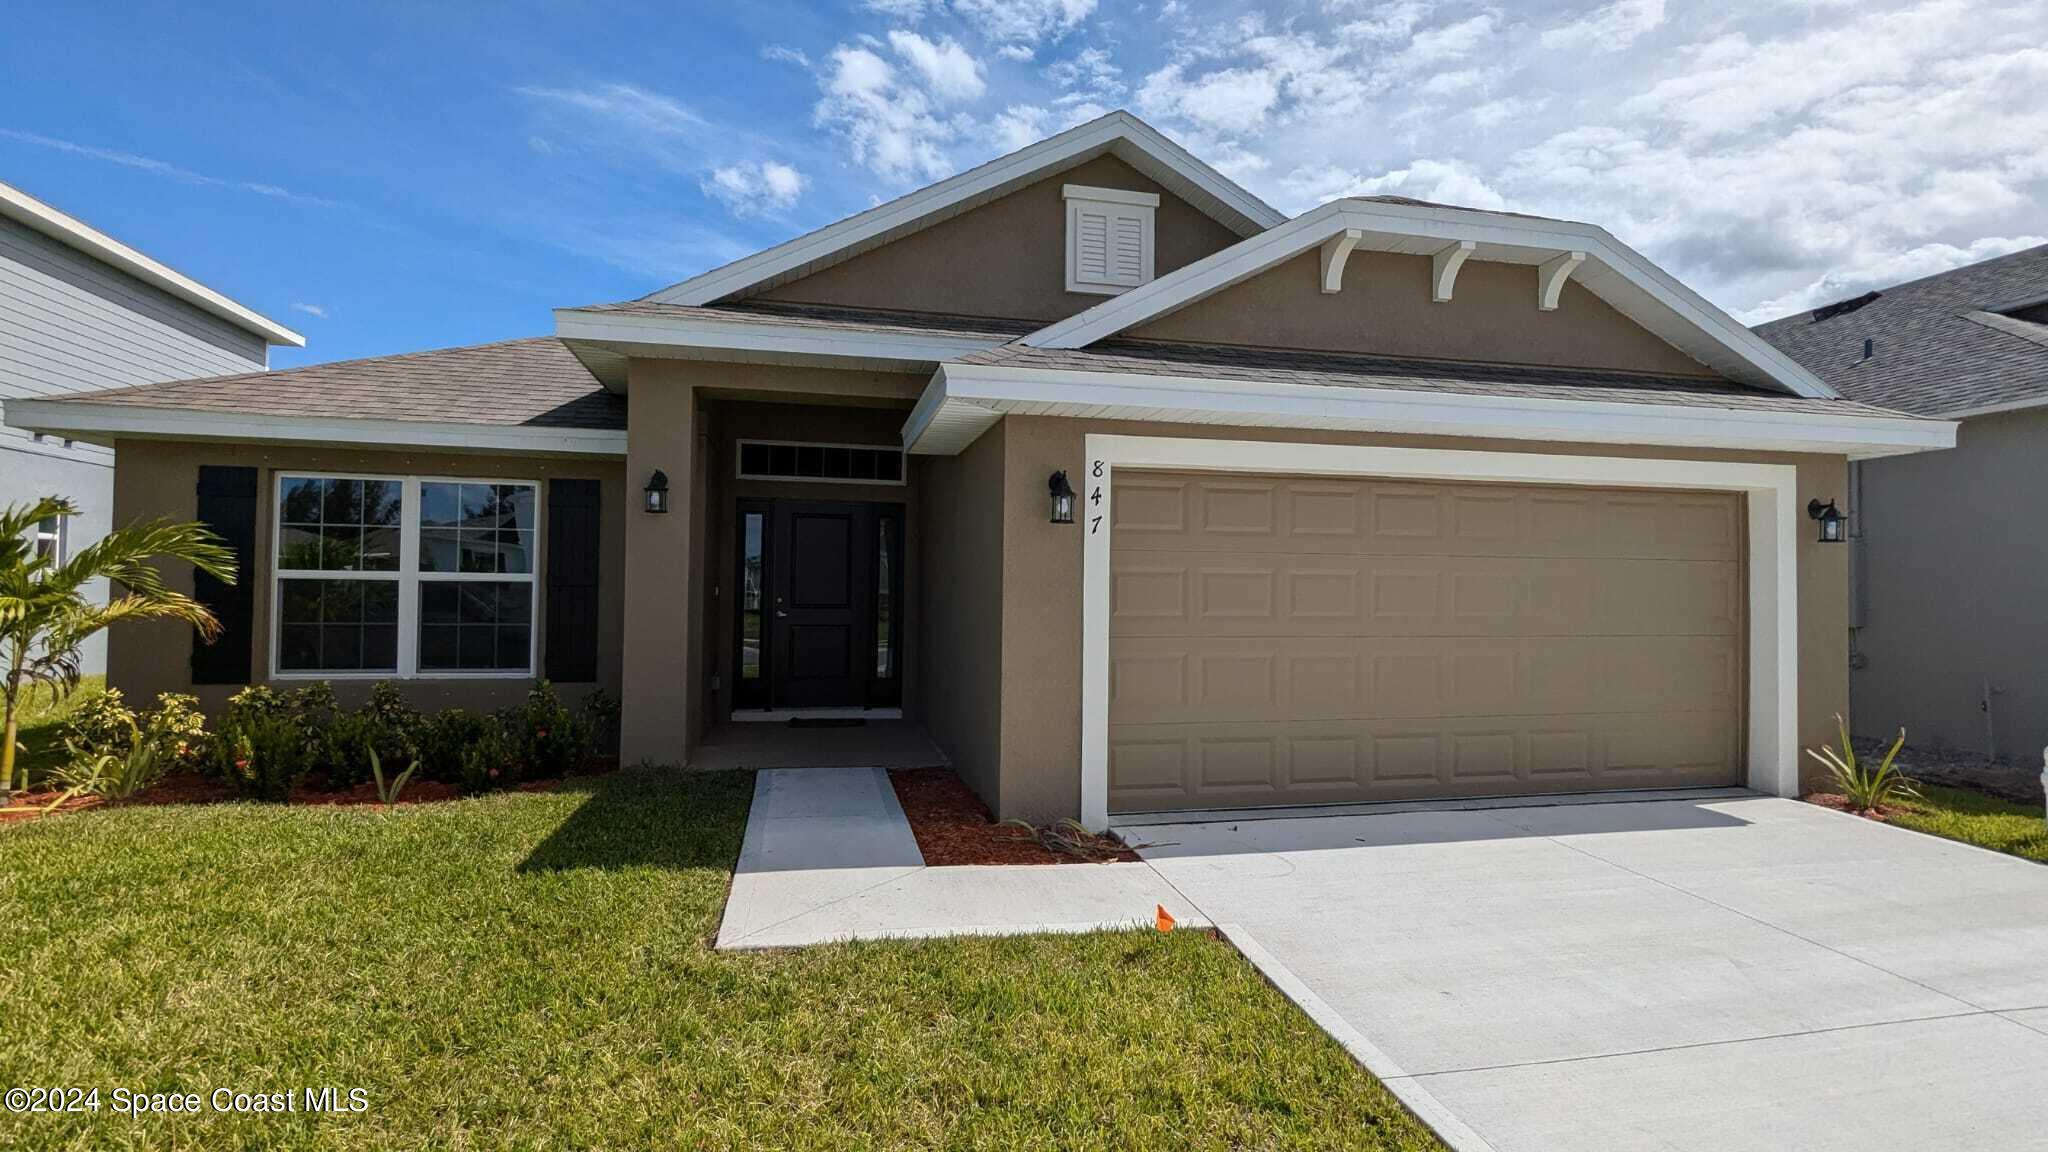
[890,766,1138,865]
[0,769,1442,1150]
[1806,782,2048,864]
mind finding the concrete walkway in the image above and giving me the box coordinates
[1122,795,2048,1152]
[714,768,1204,949]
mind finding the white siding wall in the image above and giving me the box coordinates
[0,213,270,675]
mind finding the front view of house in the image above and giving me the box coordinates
[5,112,1954,826]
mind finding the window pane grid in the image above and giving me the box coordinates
[273,474,538,679]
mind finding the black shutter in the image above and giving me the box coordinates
[545,478,602,683]
[191,465,257,684]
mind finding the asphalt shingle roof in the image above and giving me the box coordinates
[956,339,1917,418]
[1752,244,2048,417]
[36,337,622,429]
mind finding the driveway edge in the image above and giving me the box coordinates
[1218,922,1501,1152]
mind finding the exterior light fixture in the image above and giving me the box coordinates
[1807,498,1845,543]
[1048,470,1077,524]
[644,469,670,514]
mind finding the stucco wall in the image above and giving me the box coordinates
[755,154,1242,323]
[988,415,1851,821]
[106,438,625,714]
[916,420,1007,807]
[1128,250,1721,377]
[1850,406,2048,757]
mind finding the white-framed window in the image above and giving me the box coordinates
[271,473,539,679]
[1064,184,1158,295]
[32,514,66,563]
[735,440,905,485]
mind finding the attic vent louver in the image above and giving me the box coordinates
[1064,184,1157,295]
[1811,291,1881,323]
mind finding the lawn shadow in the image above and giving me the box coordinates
[516,768,752,874]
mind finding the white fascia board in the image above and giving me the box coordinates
[3,398,625,458]
[907,361,1956,460]
[0,180,304,348]
[1019,198,1838,401]
[553,307,1006,370]
[644,111,1283,307]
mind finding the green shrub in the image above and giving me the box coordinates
[580,688,621,758]
[206,685,320,800]
[415,709,493,783]
[459,723,517,794]
[504,681,591,780]
[315,685,426,790]
[59,689,208,776]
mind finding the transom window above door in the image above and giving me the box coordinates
[736,440,904,485]
[272,473,538,678]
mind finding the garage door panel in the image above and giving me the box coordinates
[1112,551,1741,637]
[1112,475,1742,561]
[1108,469,1745,812]
[1107,711,1742,811]
[1110,635,1740,726]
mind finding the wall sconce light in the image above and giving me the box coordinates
[1807,498,1844,543]
[644,469,670,514]
[1048,470,1076,525]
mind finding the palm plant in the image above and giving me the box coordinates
[1,496,235,794]
[1806,713,1918,814]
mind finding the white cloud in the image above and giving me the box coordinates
[951,0,1098,48]
[861,0,929,17]
[1540,0,1667,53]
[289,302,328,318]
[1284,158,1508,210]
[1137,64,1280,134]
[887,30,987,103]
[763,45,812,68]
[701,160,806,216]
[989,101,1106,151]
[0,128,343,208]
[1045,46,1123,98]
[516,83,702,138]
[814,44,962,183]
[1740,235,2048,323]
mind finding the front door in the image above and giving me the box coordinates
[734,499,902,712]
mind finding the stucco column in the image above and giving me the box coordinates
[621,363,694,765]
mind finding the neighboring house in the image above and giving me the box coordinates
[1755,245,2048,761]
[4,111,1955,826]
[0,180,301,673]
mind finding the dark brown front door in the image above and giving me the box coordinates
[735,499,903,712]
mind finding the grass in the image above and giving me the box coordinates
[0,769,1442,1151]
[7,674,104,787]
[1881,782,2048,864]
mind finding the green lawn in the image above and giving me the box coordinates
[1884,783,2048,864]
[0,769,1441,1151]
[7,674,104,787]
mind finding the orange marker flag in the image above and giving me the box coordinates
[1155,904,1176,933]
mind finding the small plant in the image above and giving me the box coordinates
[416,708,493,782]
[504,681,590,780]
[47,738,168,808]
[459,724,516,794]
[1000,818,1129,861]
[1808,713,1918,814]
[367,746,418,806]
[214,707,313,801]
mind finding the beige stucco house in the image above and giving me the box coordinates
[4,111,1956,826]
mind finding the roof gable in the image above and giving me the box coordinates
[645,110,1283,308]
[1022,198,1836,400]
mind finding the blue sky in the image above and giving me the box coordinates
[4,0,2044,370]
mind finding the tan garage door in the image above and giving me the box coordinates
[1108,470,1745,813]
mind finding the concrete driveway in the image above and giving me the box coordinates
[1122,795,2048,1152]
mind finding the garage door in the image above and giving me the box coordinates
[1107,470,1745,813]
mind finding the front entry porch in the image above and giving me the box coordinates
[690,719,948,772]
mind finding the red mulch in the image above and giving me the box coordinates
[889,767,1138,866]
[1803,792,1892,820]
